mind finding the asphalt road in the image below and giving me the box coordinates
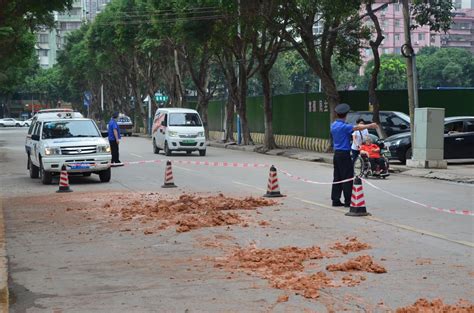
[1,128,473,312]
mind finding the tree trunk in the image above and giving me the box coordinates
[225,96,235,142]
[238,64,253,145]
[320,74,340,152]
[174,48,184,108]
[367,1,387,139]
[197,94,210,140]
[261,68,277,149]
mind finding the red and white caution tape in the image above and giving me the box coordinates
[362,178,473,216]
[124,159,269,168]
[279,169,354,185]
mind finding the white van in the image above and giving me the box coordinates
[152,108,206,156]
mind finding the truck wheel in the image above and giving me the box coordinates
[15,123,20,127]
[199,149,206,157]
[99,168,111,182]
[29,156,39,178]
[153,139,160,154]
[40,161,52,185]
[164,142,172,156]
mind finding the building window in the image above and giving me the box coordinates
[38,50,48,57]
[394,4,400,12]
[382,48,390,54]
[38,34,49,43]
[394,19,401,28]
[394,47,401,54]
[418,33,425,41]
[60,22,81,31]
[394,33,400,41]
[365,48,372,56]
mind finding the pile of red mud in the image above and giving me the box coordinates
[215,238,386,299]
[111,194,276,233]
[396,298,474,313]
[326,255,387,273]
[330,237,371,254]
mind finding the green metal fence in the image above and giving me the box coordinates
[202,89,474,140]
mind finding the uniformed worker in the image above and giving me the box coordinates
[331,103,377,207]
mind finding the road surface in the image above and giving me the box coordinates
[1,128,472,312]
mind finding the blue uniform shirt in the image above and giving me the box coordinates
[331,119,353,151]
[108,118,121,141]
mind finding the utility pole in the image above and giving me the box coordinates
[401,0,418,149]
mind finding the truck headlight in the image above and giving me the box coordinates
[98,145,111,153]
[44,147,61,155]
[197,132,204,137]
[168,131,179,137]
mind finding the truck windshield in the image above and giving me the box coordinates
[42,120,100,139]
[169,113,202,126]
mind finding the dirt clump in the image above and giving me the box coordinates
[330,237,371,254]
[215,246,326,276]
[396,298,474,313]
[326,255,386,274]
[215,245,337,299]
[112,194,276,233]
[273,272,336,299]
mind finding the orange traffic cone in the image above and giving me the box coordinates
[263,165,284,197]
[57,165,72,193]
[161,160,177,188]
[345,177,370,216]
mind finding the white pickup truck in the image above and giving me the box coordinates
[25,111,112,184]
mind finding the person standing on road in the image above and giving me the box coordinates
[108,112,123,167]
[351,118,369,167]
[331,104,377,207]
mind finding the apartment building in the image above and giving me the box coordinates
[35,0,84,69]
[34,0,111,68]
[362,1,473,63]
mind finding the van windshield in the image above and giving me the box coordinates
[42,120,100,139]
[169,113,202,127]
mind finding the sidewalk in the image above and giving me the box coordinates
[207,141,474,184]
[0,199,8,313]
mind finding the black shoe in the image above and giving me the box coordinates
[332,201,344,207]
[344,203,351,208]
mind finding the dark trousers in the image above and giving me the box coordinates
[369,157,386,171]
[351,149,360,167]
[109,140,120,163]
[331,150,354,204]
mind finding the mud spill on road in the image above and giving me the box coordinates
[62,192,277,233]
[326,255,387,273]
[214,239,383,299]
[330,237,371,254]
[396,298,474,312]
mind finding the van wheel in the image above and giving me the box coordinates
[164,142,172,156]
[29,156,39,178]
[99,168,111,182]
[153,139,160,154]
[39,161,52,185]
[199,149,206,157]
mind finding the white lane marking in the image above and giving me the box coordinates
[232,181,266,192]
[173,165,199,173]
[129,153,143,158]
[232,181,474,248]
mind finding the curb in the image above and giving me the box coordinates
[0,198,9,313]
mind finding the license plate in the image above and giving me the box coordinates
[182,140,196,144]
[68,163,92,169]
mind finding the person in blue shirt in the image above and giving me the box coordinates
[331,103,377,207]
[108,112,123,167]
